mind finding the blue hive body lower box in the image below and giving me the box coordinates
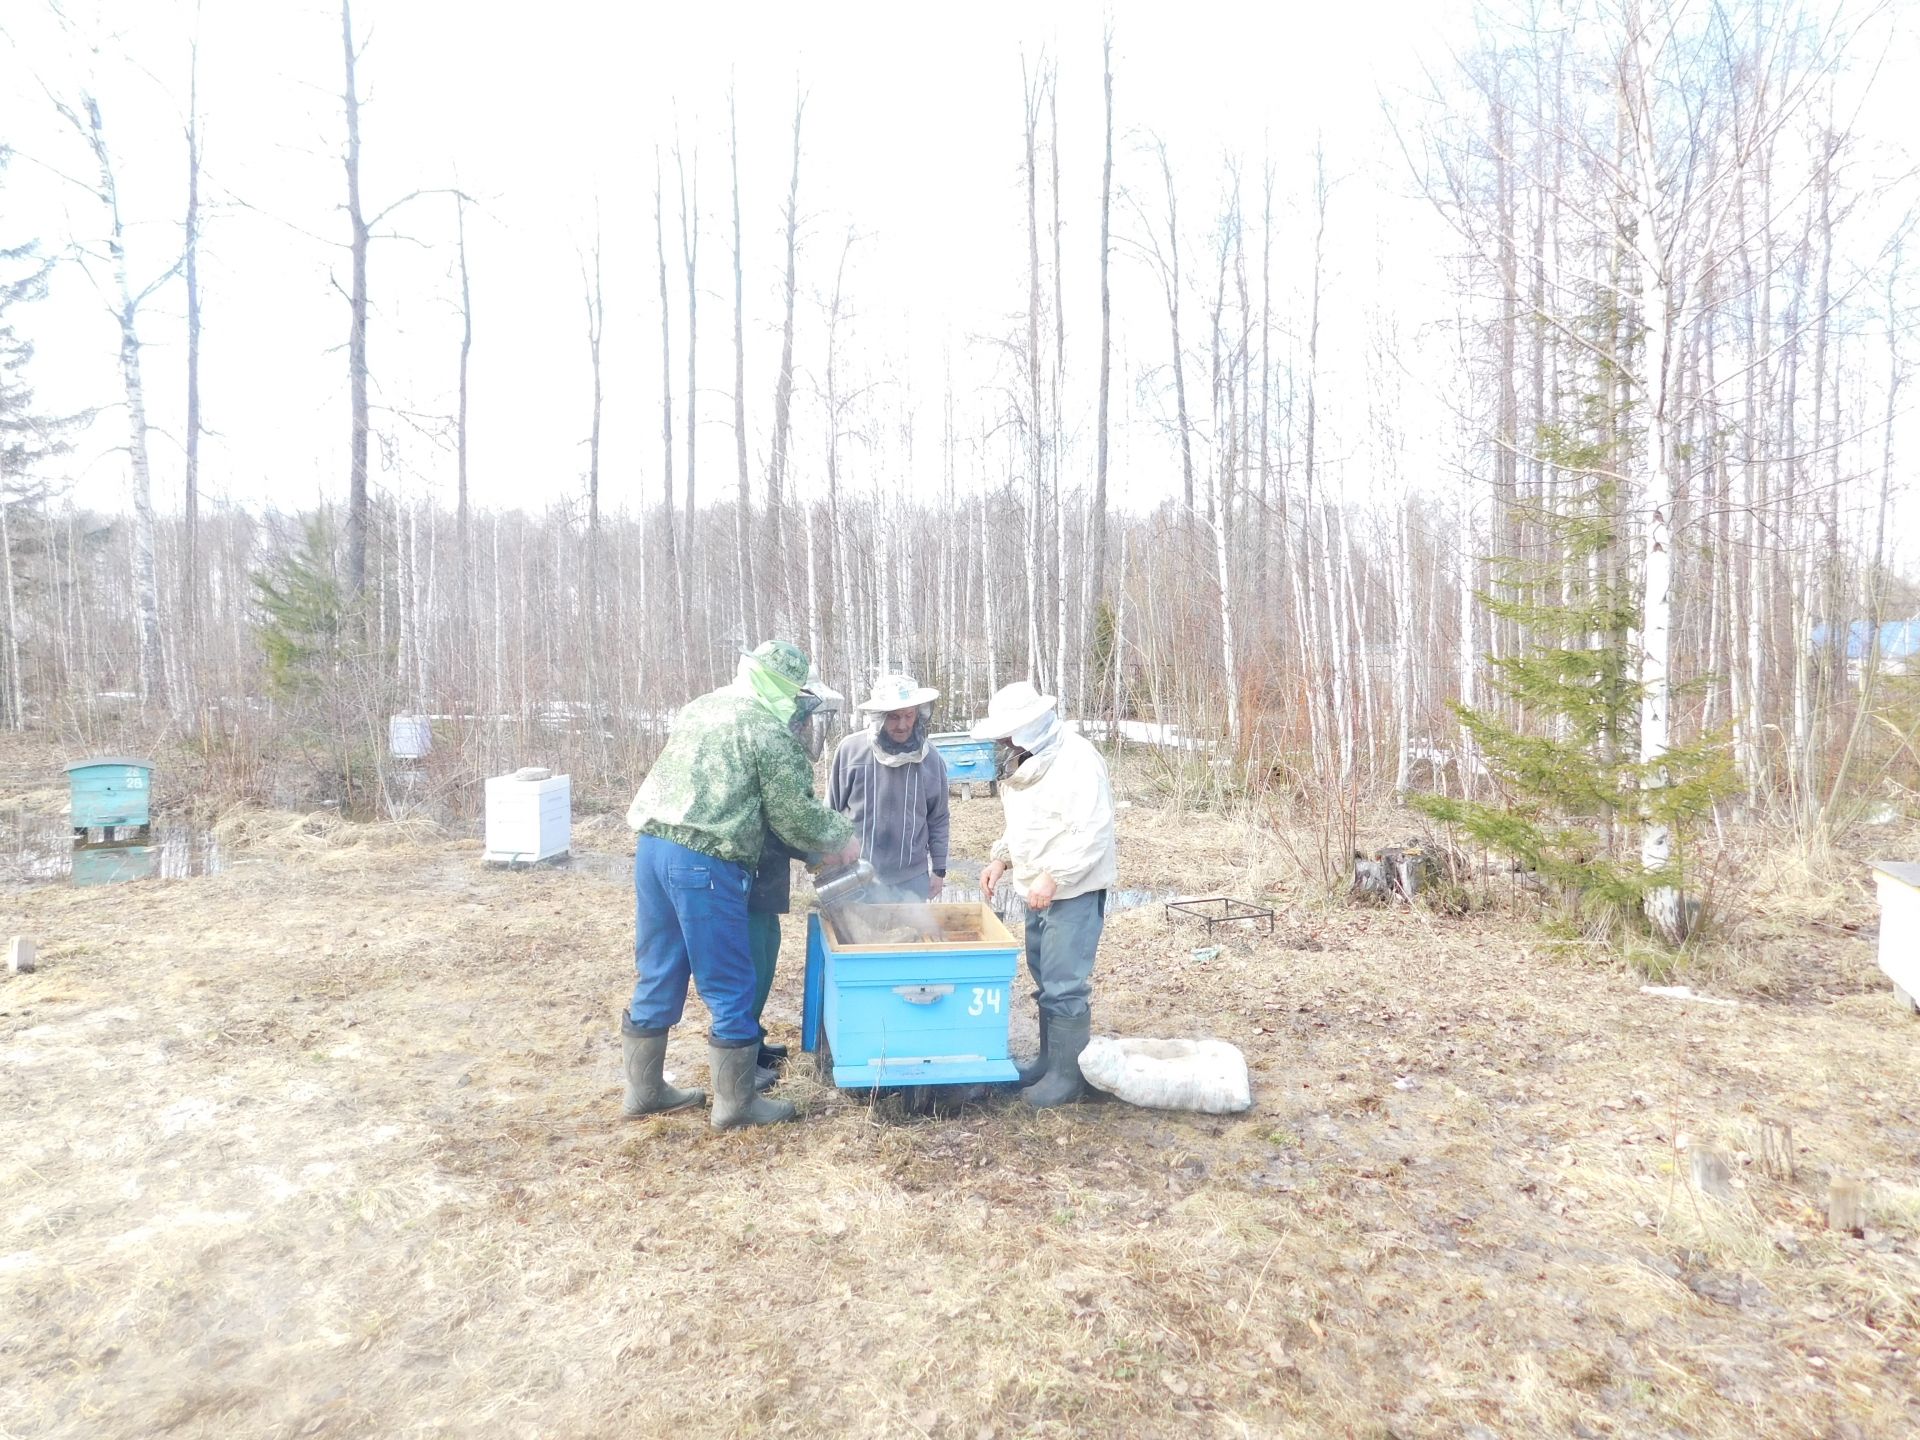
[803,902,1021,1088]
[65,757,153,832]
[930,732,997,786]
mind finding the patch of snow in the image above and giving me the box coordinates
[1639,984,1738,1008]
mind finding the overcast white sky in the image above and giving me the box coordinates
[1,0,1913,563]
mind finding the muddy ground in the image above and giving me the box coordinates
[3,736,1918,1439]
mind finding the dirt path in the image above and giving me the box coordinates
[3,795,1917,1439]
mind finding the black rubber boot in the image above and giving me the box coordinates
[1014,1012,1051,1087]
[759,1039,790,1062]
[620,1019,704,1117]
[1021,1012,1089,1109]
[711,1041,797,1130]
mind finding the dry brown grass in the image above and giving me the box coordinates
[3,739,1917,1439]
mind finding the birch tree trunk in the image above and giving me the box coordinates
[981,489,999,695]
[1208,449,1239,745]
[1153,141,1195,515]
[805,500,820,666]
[654,150,686,655]
[341,0,370,604]
[1457,486,1478,799]
[1,501,21,729]
[766,91,805,623]
[1392,506,1413,795]
[1090,27,1113,713]
[455,193,473,668]
[1022,59,1047,689]
[1305,144,1343,777]
[1049,68,1068,702]
[1111,529,1128,731]
[182,20,203,693]
[677,138,700,645]
[728,92,757,640]
[582,226,604,724]
[1625,3,1683,943]
[64,92,168,711]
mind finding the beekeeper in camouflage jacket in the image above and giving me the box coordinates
[620,640,858,1130]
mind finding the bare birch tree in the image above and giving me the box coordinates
[49,88,171,709]
[182,8,203,676]
[676,130,700,640]
[765,89,806,622]
[654,148,685,650]
[728,89,757,639]
[1090,26,1114,709]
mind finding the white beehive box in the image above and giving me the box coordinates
[485,771,571,864]
[1869,861,1920,1014]
[389,714,432,759]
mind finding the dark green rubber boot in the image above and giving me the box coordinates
[621,1020,704,1117]
[1014,1012,1051,1087]
[1021,1012,1089,1109]
[711,1041,797,1130]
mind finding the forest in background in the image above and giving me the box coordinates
[3,0,1917,855]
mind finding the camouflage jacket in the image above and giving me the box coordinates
[627,689,852,867]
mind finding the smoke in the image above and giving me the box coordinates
[832,887,960,945]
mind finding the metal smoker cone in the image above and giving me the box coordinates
[812,858,878,932]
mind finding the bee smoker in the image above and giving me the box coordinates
[811,858,878,915]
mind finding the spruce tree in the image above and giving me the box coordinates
[252,516,348,698]
[1415,455,1730,934]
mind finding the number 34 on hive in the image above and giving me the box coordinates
[968,988,1004,1016]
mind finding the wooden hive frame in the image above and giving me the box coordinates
[822,901,1016,952]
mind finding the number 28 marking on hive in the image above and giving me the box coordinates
[968,988,1004,1016]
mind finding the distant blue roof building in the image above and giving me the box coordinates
[1811,619,1920,670]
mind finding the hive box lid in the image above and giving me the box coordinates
[1869,860,1920,889]
[65,756,153,773]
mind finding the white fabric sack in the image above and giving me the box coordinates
[1080,1036,1252,1114]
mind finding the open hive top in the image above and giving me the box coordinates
[824,900,1016,951]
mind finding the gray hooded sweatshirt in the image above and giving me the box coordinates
[828,730,951,889]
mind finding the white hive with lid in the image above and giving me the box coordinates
[484,768,571,864]
[1869,861,1920,1014]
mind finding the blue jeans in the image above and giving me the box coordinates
[1023,889,1106,1019]
[628,835,758,1045]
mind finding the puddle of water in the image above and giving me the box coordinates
[2,810,222,890]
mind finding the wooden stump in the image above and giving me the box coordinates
[1759,1121,1796,1181]
[1827,1173,1867,1236]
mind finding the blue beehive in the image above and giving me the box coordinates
[930,731,997,786]
[66,757,153,835]
[803,902,1021,1088]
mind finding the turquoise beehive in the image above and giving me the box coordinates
[930,732,998,787]
[802,902,1021,1088]
[65,757,153,836]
